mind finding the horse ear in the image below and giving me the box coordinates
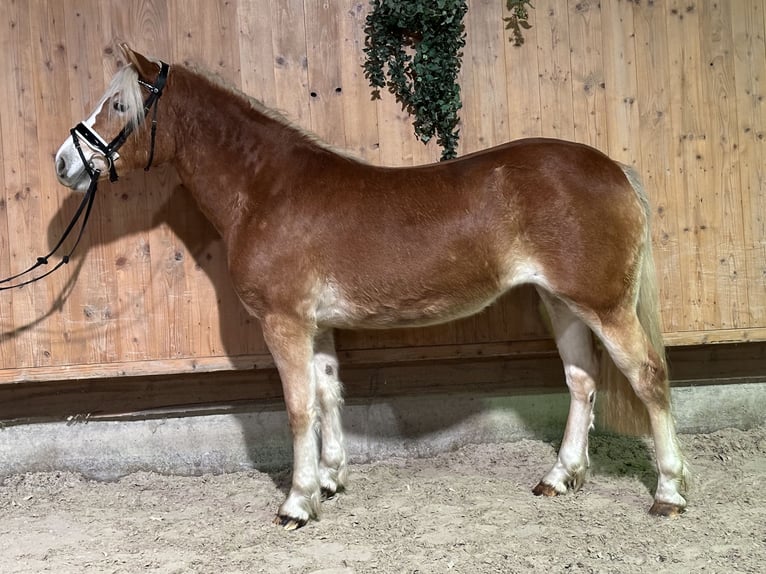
[119,43,157,78]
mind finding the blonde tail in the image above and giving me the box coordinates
[598,164,666,436]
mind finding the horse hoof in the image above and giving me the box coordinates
[648,501,685,517]
[273,514,308,531]
[321,486,338,500]
[532,481,559,497]
[321,483,345,500]
[321,486,336,500]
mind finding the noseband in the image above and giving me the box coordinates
[0,61,169,291]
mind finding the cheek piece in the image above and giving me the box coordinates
[0,61,168,291]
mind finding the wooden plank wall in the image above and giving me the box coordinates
[0,0,764,386]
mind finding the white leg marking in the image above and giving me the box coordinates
[313,331,348,496]
[650,410,689,508]
[277,417,322,528]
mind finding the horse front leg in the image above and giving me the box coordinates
[261,314,321,530]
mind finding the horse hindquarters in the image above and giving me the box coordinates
[527,163,688,515]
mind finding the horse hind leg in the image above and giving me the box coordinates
[597,310,689,516]
[533,289,599,497]
[313,330,348,498]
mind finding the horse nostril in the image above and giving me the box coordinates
[56,156,67,176]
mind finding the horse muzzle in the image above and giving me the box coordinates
[55,142,109,192]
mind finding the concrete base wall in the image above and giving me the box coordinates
[1,383,764,480]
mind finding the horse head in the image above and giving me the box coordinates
[55,44,170,191]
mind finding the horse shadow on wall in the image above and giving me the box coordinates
[38,169,655,494]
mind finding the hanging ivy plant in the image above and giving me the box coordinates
[363,0,468,161]
[504,0,533,46]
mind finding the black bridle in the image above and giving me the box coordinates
[71,61,169,183]
[0,61,169,291]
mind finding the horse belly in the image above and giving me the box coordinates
[313,280,500,330]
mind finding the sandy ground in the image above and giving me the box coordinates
[0,425,764,574]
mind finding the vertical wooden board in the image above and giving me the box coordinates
[376,89,442,166]
[666,1,717,331]
[270,0,311,129]
[567,0,608,150]
[664,1,701,331]
[172,0,251,362]
[102,0,170,52]
[94,3,173,364]
[61,2,103,117]
[408,117,444,165]
[237,0,278,102]
[75,3,170,364]
[167,0,232,368]
[0,35,14,370]
[96,3,172,366]
[1,0,47,368]
[600,0,640,164]
[534,0,575,140]
[0,94,8,287]
[460,0,510,153]
[632,0,685,332]
[503,286,550,341]
[374,85,421,166]
[199,6,267,361]
[731,0,766,326]
[35,0,94,369]
[169,0,240,85]
[304,0,345,146]
[162,10,217,361]
[94,10,138,366]
[340,323,451,352]
[503,3,541,138]
[160,0,237,360]
[698,0,749,329]
[339,0,380,162]
[144,135,193,358]
[142,173,191,361]
[59,0,126,366]
[29,0,83,368]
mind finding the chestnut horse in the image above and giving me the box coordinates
[55,45,689,529]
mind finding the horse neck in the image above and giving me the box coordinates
[163,67,310,238]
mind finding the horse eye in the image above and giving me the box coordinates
[112,100,128,113]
